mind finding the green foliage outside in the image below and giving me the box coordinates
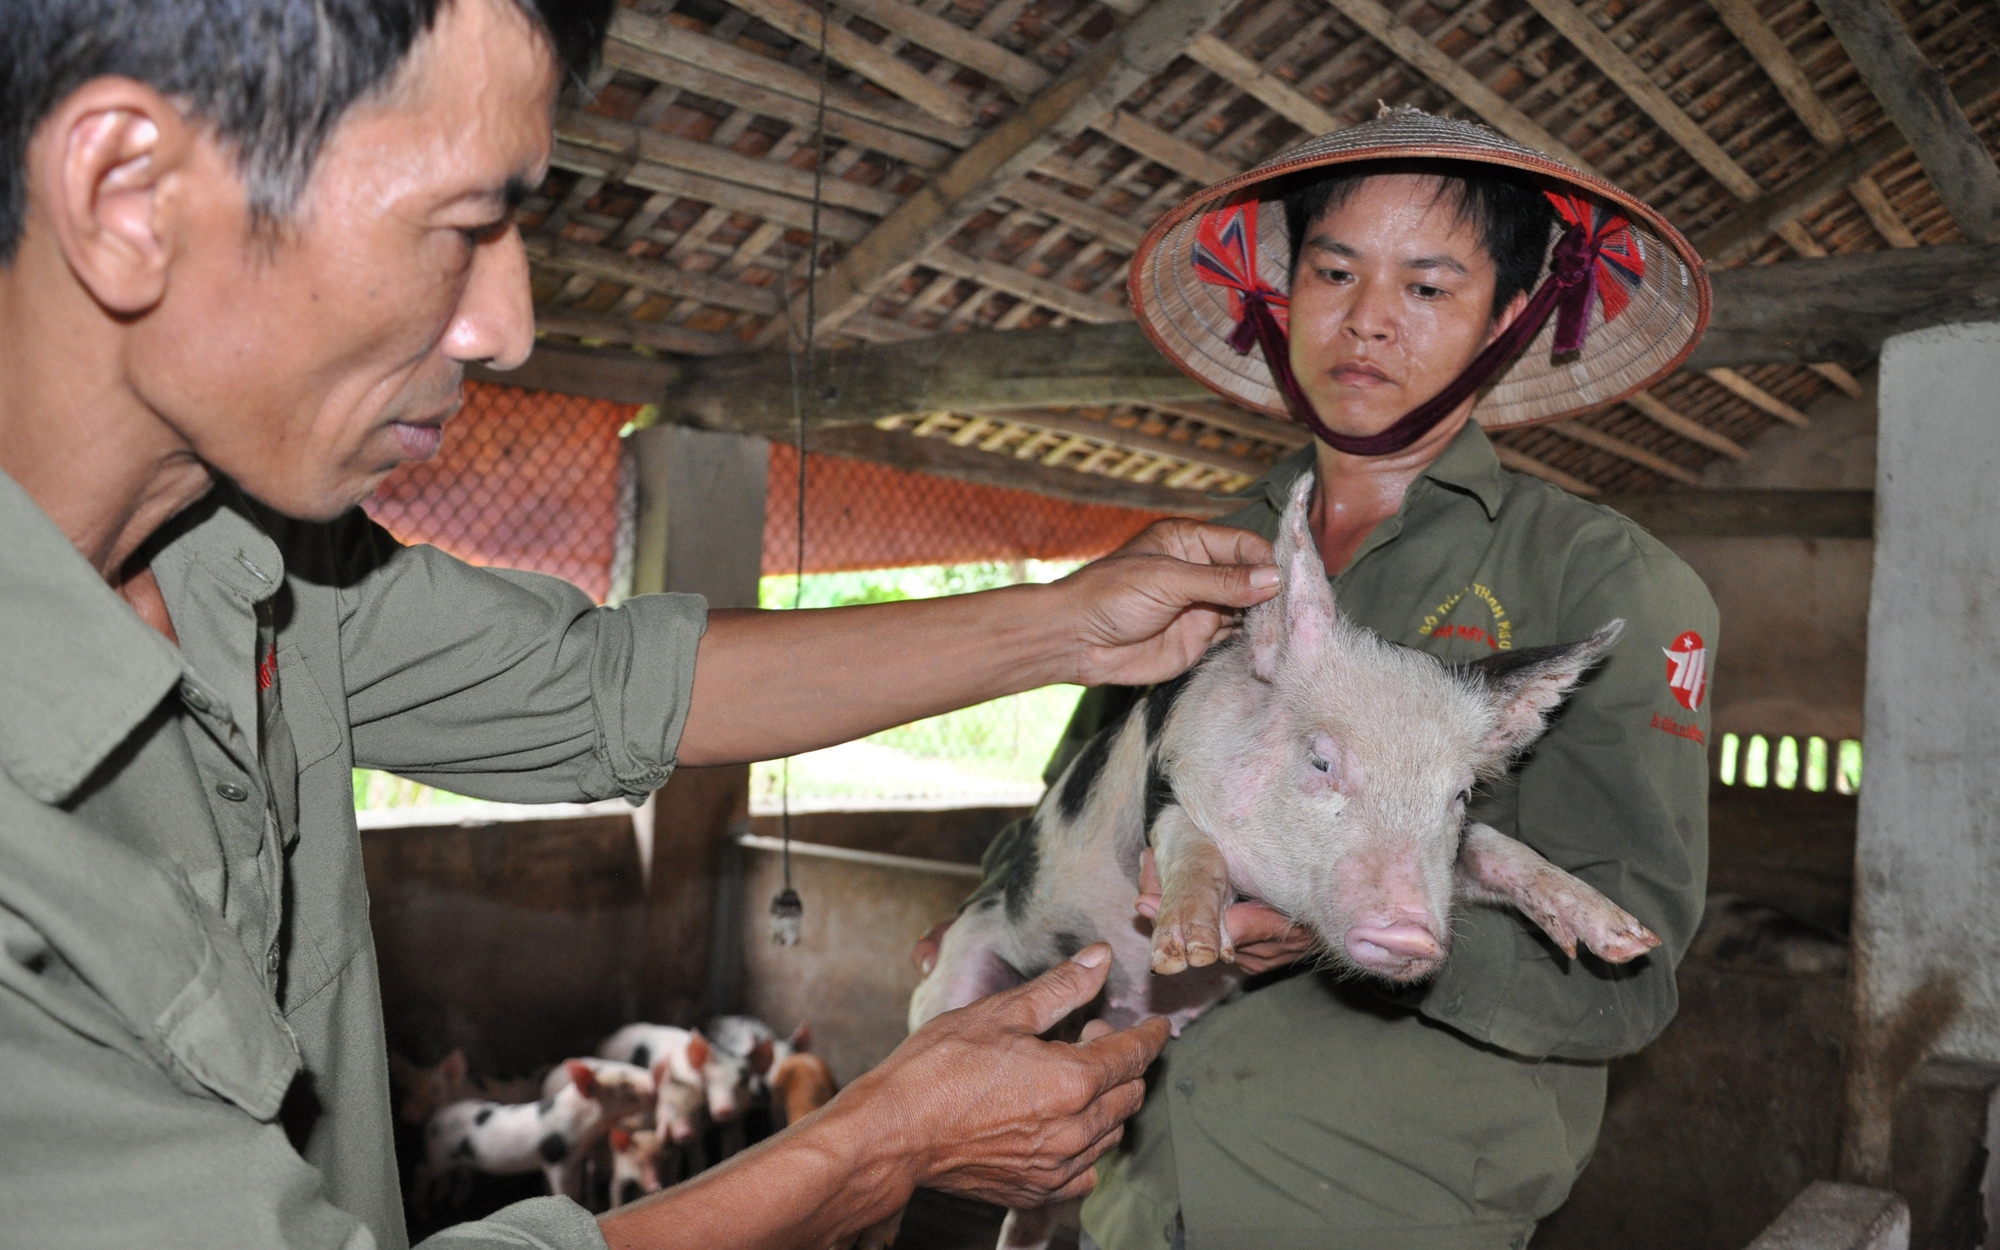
[355,560,1086,811]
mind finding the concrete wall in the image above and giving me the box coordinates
[1664,380,1878,741]
[1854,322,2000,1071]
[737,840,982,1086]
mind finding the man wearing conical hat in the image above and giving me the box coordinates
[949,107,1720,1249]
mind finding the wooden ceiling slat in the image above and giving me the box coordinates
[834,0,1053,97]
[719,0,981,126]
[550,138,875,241]
[609,9,974,144]
[1329,0,1594,168]
[600,37,957,168]
[1814,0,2000,242]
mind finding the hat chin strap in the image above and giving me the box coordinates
[1232,219,1605,458]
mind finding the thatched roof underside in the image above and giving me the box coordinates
[523,0,2000,498]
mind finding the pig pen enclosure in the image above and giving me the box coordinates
[359,369,1988,1249]
[357,1,2000,1236]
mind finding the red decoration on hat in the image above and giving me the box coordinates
[1545,190,1644,348]
[1192,200,1289,338]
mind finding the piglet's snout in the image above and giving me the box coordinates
[1343,913,1445,980]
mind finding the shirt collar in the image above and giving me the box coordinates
[1253,419,1508,522]
[0,474,284,804]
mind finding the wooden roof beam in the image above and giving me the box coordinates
[656,241,2000,432]
[1703,368,1810,428]
[534,307,742,357]
[1705,0,1845,148]
[1547,420,1705,486]
[1325,0,1595,169]
[1812,0,2000,242]
[527,235,782,318]
[1691,59,2000,261]
[980,407,1275,478]
[1625,391,1750,461]
[1493,443,1602,496]
[809,422,1234,513]
[717,0,980,128]
[607,10,973,146]
[753,0,1243,349]
[549,138,875,243]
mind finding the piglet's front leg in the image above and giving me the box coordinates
[1455,822,1661,964]
[1149,807,1236,975]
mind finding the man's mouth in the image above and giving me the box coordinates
[1331,362,1394,388]
[388,415,448,461]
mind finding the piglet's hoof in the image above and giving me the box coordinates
[1521,874,1662,964]
[1150,911,1233,975]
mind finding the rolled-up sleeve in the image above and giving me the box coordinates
[335,525,706,805]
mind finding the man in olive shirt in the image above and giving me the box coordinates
[936,122,1718,1247]
[0,1,1287,1247]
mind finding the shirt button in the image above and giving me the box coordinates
[181,684,211,713]
[266,945,281,977]
[1175,1079,1195,1096]
[215,781,250,802]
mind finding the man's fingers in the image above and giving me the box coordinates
[1074,1015,1170,1090]
[1048,1124,1130,1203]
[997,944,1114,1035]
[1078,1018,1114,1044]
[1122,520,1275,569]
[1222,901,1299,947]
[1139,848,1161,895]
[1154,560,1279,612]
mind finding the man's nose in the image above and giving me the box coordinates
[1341,277,1397,343]
[442,225,536,371]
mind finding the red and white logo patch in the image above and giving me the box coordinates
[1663,630,1707,711]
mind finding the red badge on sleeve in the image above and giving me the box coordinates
[1663,631,1707,711]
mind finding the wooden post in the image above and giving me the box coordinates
[628,426,771,1024]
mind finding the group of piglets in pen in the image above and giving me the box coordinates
[399,1015,831,1215]
[911,479,1664,1249]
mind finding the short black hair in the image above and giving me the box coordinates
[1280,158,1557,321]
[0,0,612,265]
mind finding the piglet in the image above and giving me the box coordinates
[910,476,1660,1250]
[424,1059,653,1201]
[598,1024,751,1125]
[769,1051,836,1129]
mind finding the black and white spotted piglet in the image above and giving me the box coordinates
[423,1058,654,1200]
[913,473,1662,1038]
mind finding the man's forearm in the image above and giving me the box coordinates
[678,583,1072,767]
[676,522,1278,767]
[600,1095,909,1250]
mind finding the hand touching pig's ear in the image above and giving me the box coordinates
[1251,475,1338,682]
[1459,621,1625,769]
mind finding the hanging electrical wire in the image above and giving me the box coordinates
[770,0,833,948]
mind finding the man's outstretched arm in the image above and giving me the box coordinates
[596,945,1168,1250]
[677,520,1277,767]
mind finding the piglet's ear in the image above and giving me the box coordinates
[1251,476,1337,681]
[789,1022,812,1053]
[750,1038,775,1076]
[565,1059,598,1097]
[1462,620,1624,768]
[686,1033,710,1070]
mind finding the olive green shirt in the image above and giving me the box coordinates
[979,423,1717,1249]
[0,471,706,1249]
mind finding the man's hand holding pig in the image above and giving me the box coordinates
[600,945,1167,1250]
[678,521,1278,768]
[1136,848,1317,974]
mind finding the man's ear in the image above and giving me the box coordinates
[1483,285,1534,347]
[31,77,199,315]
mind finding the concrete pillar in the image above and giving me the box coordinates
[1844,322,2000,1182]
[626,425,770,1024]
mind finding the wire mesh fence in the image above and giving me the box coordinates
[364,380,636,604]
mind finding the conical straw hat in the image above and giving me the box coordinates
[1128,106,1711,435]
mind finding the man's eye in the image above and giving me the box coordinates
[1316,267,1353,284]
[1412,283,1446,298]
[459,218,511,247]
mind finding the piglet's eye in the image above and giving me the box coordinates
[1310,755,1334,774]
